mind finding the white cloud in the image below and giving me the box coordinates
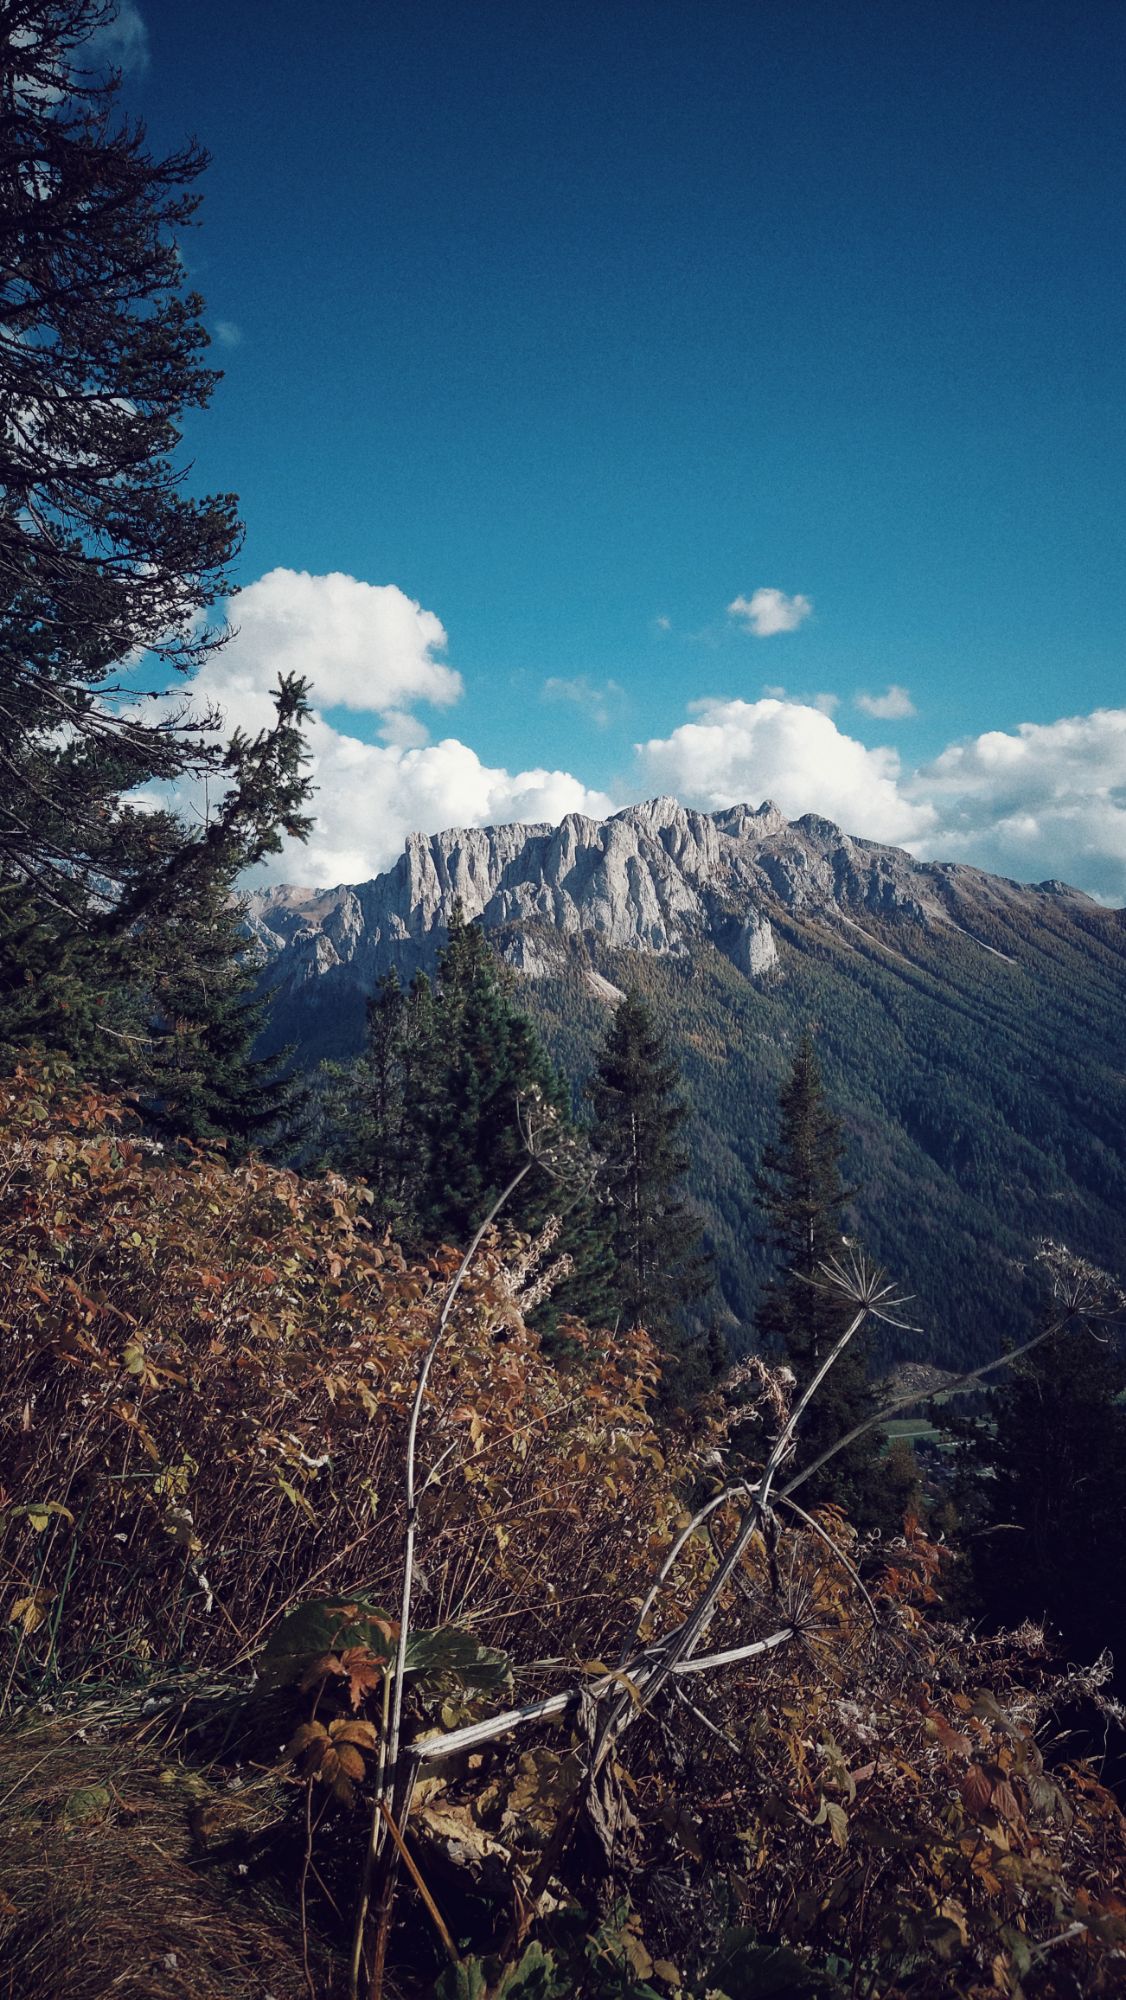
[637,695,1126,902]
[856,684,917,720]
[541,675,625,727]
[247,721,614,886]
[636,697,935,846]
[214,321,243,349]
[728,587,813,638]
[89,1,149,73]
[158,568,611,886]
[763,684,839,715]
[654,614,671,632]
[378,709,431,749]
[208,568,463,723]
[148,566,1126,904]
[908,708,1126,902]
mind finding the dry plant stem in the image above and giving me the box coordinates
[669,1626,795,1675]
[674,1682,740,1753]
[348,1671,393,2000]
[300,1777,316,2000]
[592,1308,869,1771]
[773,1493,880,1628]
[780,1310,1072,1507]
[376,1801,459,1963]
[620,1481,758,1666]
[357,1160,533,2000]
[756,1306,868,1515]
[385,1158,533,1808]
[405,1625,801,1770]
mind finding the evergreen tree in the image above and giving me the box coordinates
[753,1032,882,1523]
[952,1322,1126,1674]
[0,671,314,1150]
[588,988,711,1347]
[329,911,615,1324]
[0,2,315,1151]
[0,0,242,907]
[140,883,305,1156]
[341,968,428,1223]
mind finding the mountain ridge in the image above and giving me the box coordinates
[250,797,1126,1369]
[247,793,1103,998]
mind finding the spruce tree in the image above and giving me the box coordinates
[754,1032,882,1524]
[1,0,243,911]
[140,884,304,1156]
[0,2,316,1153]
[588,988,711,1347]
[955,1321,1126,1675]
[331,910,615,1324]
[418,908,562,1243]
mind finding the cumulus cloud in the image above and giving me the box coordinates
[636,695,1126,902]
[214,320,243,349]
[160,568,611,886]
[636,697,935,846]
[763,683,839,715]
[728,587,813,637]
[855,684,917,720]
[249,721,614,887]
[541,675,625,727]
[89,1,149,72]
[206,568,463,725]
[908,709,1126,903]
[148,565,1126,903]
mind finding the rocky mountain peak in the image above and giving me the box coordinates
[246,796,1086,1006]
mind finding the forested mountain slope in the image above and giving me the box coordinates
[251,798,1126,1368]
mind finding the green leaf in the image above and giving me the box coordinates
[255,1597,397,1689]
[495,1943,565,1999]
[434,1959,489,2000]
[706,1930,849,1999]
[255,1600,510,1696]
[403,1624,512,1692]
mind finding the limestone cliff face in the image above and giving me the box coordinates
[245,794,1090,998]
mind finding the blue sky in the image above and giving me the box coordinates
[120,1,1126,896]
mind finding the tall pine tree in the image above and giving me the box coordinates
[753,1032,882,1524]
[588,988,711,1352]
[328,909,615,1324]
[952,1319,1126,1676]
[0,3,315,1154]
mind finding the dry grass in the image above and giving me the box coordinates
[0,1718,323,2000]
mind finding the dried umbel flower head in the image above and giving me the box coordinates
[719,1353,795,1435]
[811,1248,920,1332]
[1035,1240,1126,1329]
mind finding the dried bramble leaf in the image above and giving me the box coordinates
[962,1766,993,1818]
[329,1719,378,1750]
[340,1645,385,1710]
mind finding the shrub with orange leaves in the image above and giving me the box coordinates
[2,1063,1125,2000]
[0,1063,688,1695]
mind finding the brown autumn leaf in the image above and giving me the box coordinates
[962,1766,994,1819]
[992,1780,1022,1826]
[329,1718,379,1751]
[298,1650,346,1693]
[9,1588,53,1635]
[932,1715,973,1759]
[327,1742,366,1782]
[286,1720,329,1759]
[340,1644,387,1710]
